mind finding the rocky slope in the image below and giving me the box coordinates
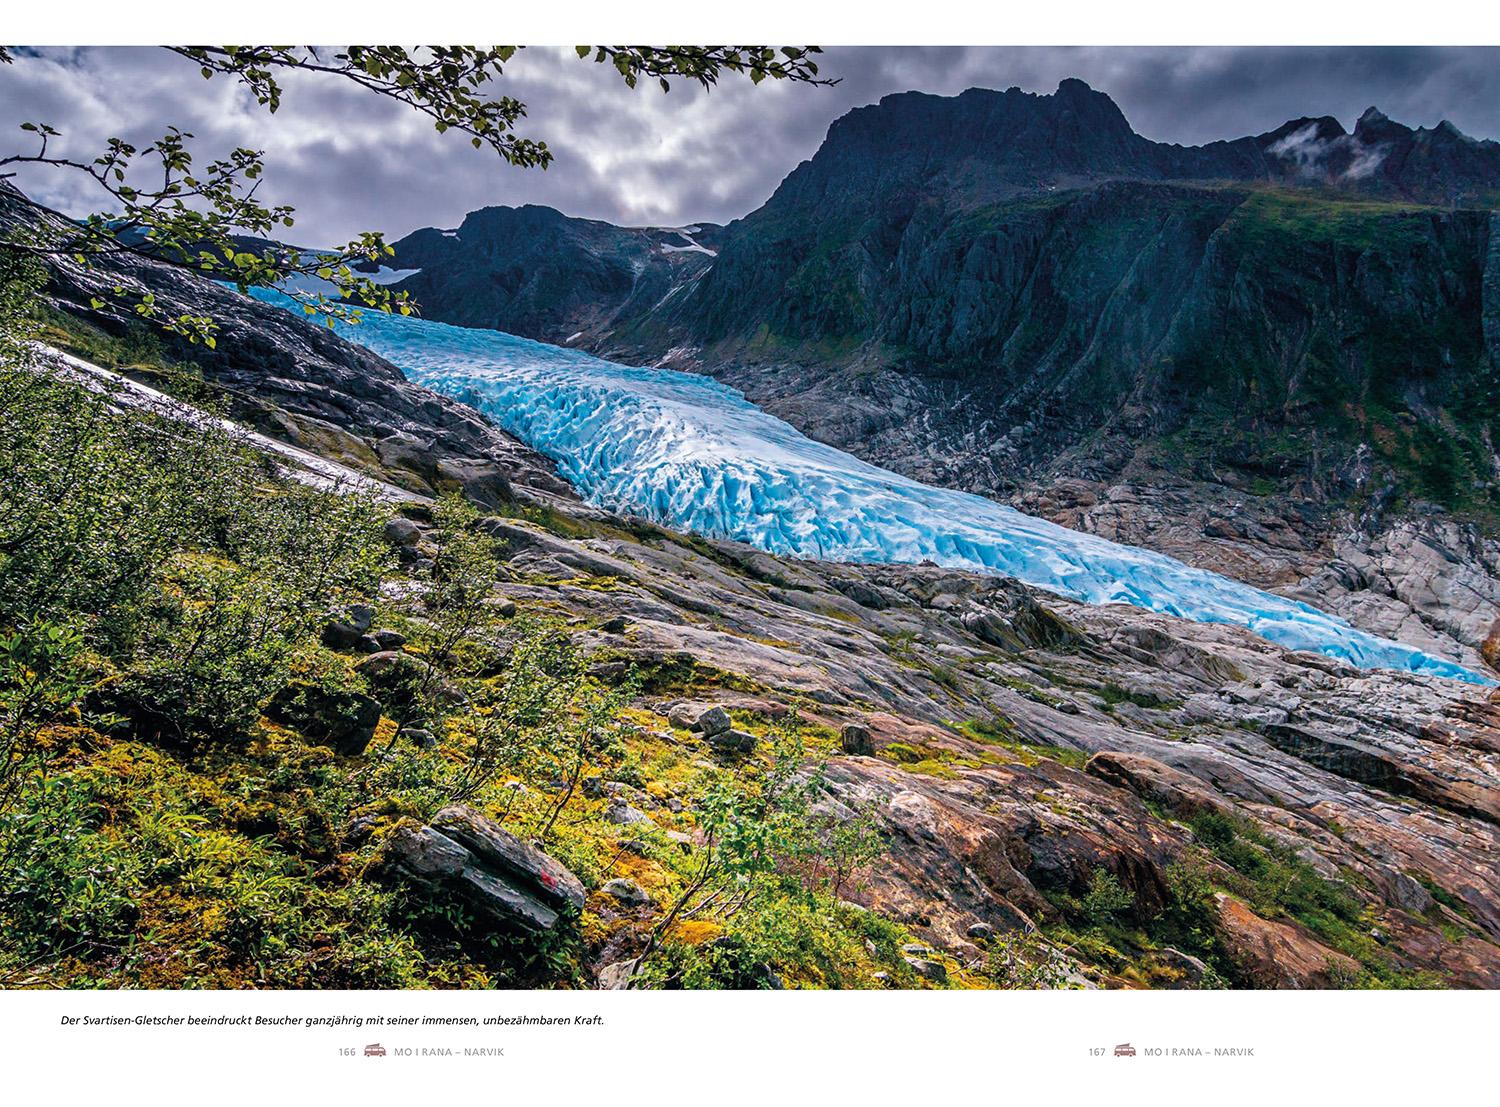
[1,184,570,510]
[460,507,1500,987]
[385,205,720,349]
[55,333,1500,986]
[12,217,1500,988]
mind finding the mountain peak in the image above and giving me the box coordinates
[1056,76,1096,96]
[794,82,1500,208]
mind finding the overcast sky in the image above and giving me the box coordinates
[4,46,1498,245]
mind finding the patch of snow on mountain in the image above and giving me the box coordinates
[657,228,717,257]
[249,288,1492,684]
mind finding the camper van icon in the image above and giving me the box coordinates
[364,1043,386,1057]
[1114,1043,1136,1057]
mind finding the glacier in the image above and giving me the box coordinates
[251,288,1491,685]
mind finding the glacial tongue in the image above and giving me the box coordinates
[250,289,1490,685]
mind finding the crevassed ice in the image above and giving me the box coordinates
[251,289,1491,685]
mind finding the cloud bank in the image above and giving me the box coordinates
[2,46,1497,244]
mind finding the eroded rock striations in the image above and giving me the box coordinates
[383,805,585,933]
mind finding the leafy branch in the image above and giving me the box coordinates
[0,44,833,340]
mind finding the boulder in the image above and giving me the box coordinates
[358,628,408,653]
[707,728,757,754]
[383,805,585,935]
[667,702,733,737]
[321,603,376,649]
[596,960,638,990]
[356,650,466,710]
[402,727,438,750]
[904,957,948,984]
[604,800,652,826]
[840,723,875,756]
[355,649,427,686]
[431,805,586,909]
[601,878,651,907]
[384,517,422,547]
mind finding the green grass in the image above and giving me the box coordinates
[1097,683,1183,711]
[1180,811,1445,988]
[956,718,1089,770]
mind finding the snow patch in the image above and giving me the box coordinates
[658,228,717,257]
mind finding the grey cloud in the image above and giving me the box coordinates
[2,46,1498,244]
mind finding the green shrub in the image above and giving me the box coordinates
[1,347,387,751]
[1082,868,1136,925]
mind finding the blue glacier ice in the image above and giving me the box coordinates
[250,288,1491,685]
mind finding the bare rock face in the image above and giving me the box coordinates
[1083,751,1230,819]
[487,517,1500,985]
[1213,894,1360,989]
[1287,519,1500,671]
[1482,617,1500,674]
[1013,477,1500,672]
[383,805,584,933]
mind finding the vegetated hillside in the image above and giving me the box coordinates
[4,229,1500,990]
[668,181,1499,520]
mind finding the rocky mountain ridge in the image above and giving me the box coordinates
[384,204,720,348]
